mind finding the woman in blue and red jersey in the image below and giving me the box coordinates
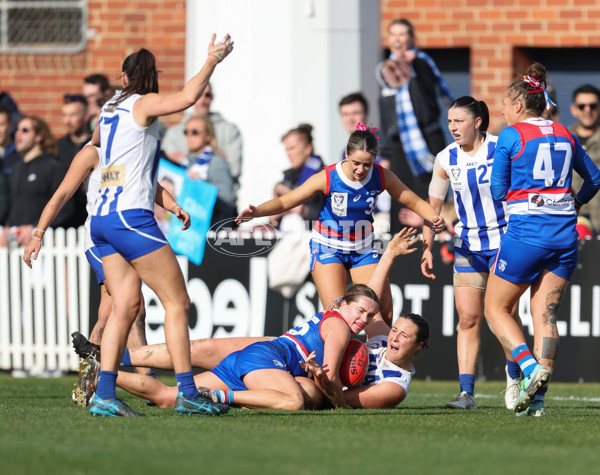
[237,124,444,324]
[485,62,600,416]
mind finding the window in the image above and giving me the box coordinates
[0,0,88,54]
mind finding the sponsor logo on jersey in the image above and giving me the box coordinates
[451,168,461,179]
[529,193,573,210]
[319,253,336,260]
[540,126,553,135]
[353,194,361,202]
[272,359,285,369]
[530,194,545,207]
[100,165,126,187]
[498,259,507,272]
[331,192,348,217]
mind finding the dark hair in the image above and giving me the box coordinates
[84,73,111,91]
[19,116,57,155]
[340,283,380,306]
[339,92,369,116]
[399,313,430,350]
[346,126,378,158]
[281,123,314,145]
[449,96,490,132]
[572,84,600,103]
[117,48,159,105]
[389,18,415,39]
[0,104,12,122]
[63,94,88,107]
[506,62,549,117]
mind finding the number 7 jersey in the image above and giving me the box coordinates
[92,92,161,216]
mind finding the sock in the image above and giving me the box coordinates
[534,386,548,404]
[459,374,475,396]
[506,359,521,380]
[213,390,234,404]
[511,344,537,378]
[120,348,132,367]
[96,371,118,400]
[175,371,199,399]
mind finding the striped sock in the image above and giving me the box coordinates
[511,344,537,377]
[459,374,476,396]
[534,386,548,404]
[213,390,234,404]
[96,370,118,400]
[506,359,521,380]
[175,371,199,399]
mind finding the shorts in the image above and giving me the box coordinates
[453,247,497,289]
[210,339,305,391]
[491,235,578,284]
[90,209,167,261]
[85,246,105,285]
[309,239,381,272]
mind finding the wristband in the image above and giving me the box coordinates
[32,228,45,240]
[170,203,181,213]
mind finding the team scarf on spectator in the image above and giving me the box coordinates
[390,53,435,176]
[190,146,214,181]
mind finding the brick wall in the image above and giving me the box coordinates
[381,0,600,129]
[0,0,186,137]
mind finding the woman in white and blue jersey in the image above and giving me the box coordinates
[87,35,234,417]
[238,125,444,324]
[421,97,521,410]
[485,63,600,416]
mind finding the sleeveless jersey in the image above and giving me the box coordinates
[83,144,101,252]
[492,118,600,249]
[92,92,161,216]
[360,335,414,395]
[436,133,507,251]
[279,309,348,371]
[312,162,385,251]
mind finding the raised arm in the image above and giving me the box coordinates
[383,168,444,232]
[134,34,234,124]
[236,170,327,224]
[23,145,98,268]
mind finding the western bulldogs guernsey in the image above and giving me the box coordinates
[312,162,385,252]
[280,309,347,376]
[360,335,413,395]
[92,92,161,216]
[492,118,600,249]
[435,133,506,251]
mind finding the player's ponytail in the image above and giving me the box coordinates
[116,48,160,105]
[449,96,490,133]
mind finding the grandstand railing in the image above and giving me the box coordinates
[0,227,89,372]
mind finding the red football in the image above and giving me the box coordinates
[339,339,368,387]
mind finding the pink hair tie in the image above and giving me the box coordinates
[356,122,367,131]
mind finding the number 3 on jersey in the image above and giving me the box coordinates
[532,142,572,187]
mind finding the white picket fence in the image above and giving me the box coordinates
[0,227,90,372]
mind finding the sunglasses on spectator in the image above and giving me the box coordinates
[17,127,31,133]
[576,103,598,111]
[202,91,213,99]
[184,129,202,136]
[63,94,86,104]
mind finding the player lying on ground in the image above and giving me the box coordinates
[73,229,431,409]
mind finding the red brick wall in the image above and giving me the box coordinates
[0,0,187,137]
[381,0,600,129]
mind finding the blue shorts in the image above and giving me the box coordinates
[85,246,105,285]
[210,339,305,391]
[492,235,578,284]
[90,209,168,261]
[454,247,498,274]
[309,239,381,272]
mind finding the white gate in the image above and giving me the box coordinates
[0,227,90,372]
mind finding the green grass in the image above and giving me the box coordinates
[1,373,599,475]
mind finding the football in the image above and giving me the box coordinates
[339,339,368,388]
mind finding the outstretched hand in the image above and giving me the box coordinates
[300,351,325,380]
[235,204,257,225]
[208,33,234,63]
[385,227,421,258]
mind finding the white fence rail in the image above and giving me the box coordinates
[0,227,89,372]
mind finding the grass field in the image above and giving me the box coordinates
[1,373,599,475]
